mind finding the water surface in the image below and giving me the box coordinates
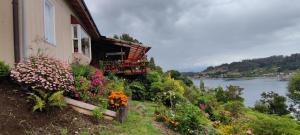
[192,78,288,107]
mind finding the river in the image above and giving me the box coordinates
[192,78,289,107]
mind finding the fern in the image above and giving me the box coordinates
[48,91,66,109]
[28,93,46,112]
[35,89,48,99]
[28,90,66,112]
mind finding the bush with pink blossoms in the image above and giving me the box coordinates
[10,56,74,91]
[66,64,107,101]
[90,69,106,94]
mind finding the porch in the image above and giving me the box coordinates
[92,37,151,75]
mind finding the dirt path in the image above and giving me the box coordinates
[151,120,180,135]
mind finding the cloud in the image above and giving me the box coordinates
[85,0,300,71]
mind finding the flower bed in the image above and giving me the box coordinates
[65,64,130,122]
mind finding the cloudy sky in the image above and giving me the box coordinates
[85,0,300,72]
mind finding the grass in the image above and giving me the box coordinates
[99,101,163,135]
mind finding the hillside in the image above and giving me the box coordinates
[199,53,300,78]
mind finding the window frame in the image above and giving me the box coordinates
[72,24,91,59]
[44,0,56,45]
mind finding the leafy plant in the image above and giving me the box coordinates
[92,107,104,120]
[223,101,244,118]
[28,90,66,112]
[71,64,94,78]
[247,110,300,135]
[60,128,68,135]
[163,102,215,135]
[0,61,10,78]
[128,81,146,100]
[146,71,161,84]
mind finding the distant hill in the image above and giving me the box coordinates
[199,53,300,78]
[181,72,198,77]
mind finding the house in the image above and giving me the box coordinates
[1,0,151,75]
[0,0,100,66]
[91,37,151,75]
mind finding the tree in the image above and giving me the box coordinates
[166,70,193,87]
[254,91,289,115]
[226,85,244,102]
[166,70,181,80]
[113,33,142,44]
[288,70,300,104]
[214,85,244,103]
[200,80,205,91]
[149,57,156,70]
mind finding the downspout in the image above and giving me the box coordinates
[22,0,28,60]
[12,0,20,63]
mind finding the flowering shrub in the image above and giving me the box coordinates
[108,91,128,109]
[70,76,92,101]
[10,56,74,91]
[67,65,107,101]
[155,102,215,135]
[90,69,106,94]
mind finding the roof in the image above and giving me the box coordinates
[68,0,101,39]
[97,37,151,62]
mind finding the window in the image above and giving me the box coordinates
[44,0,55,44]
[72,25,91,58]
[80,29,90,57]
[72,25,79,52]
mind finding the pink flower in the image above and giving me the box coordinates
[79,79,84,83]
[200,104,206,110]
[75,93,79,97]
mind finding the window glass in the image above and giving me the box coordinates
[81,29,90,57]
[73,40,78,52]
[44,0,55,44]
[73,26,77,38]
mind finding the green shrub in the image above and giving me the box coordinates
[149,81,164,101]
[183,86,201,105]
[247,110,300,135]
[128,81,146,100]
[166,102,216,135]
[92,107,104,121]
[253,101,269,114]
[71,64,95,78]
[28,90,66,112]
[223,101,244,118]
[158,91,187,108]
[0,61,10,78]
[146,71,161,84]
[163,76,185,96]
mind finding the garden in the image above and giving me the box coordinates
[1,55,300,135]
[0,55,135,134]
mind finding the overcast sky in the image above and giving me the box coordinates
[85,0,300,72]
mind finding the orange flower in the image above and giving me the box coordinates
[108,91,128,108]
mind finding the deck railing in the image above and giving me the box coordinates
[100,60,149,75]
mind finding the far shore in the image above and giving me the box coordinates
[189,76,281,81]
